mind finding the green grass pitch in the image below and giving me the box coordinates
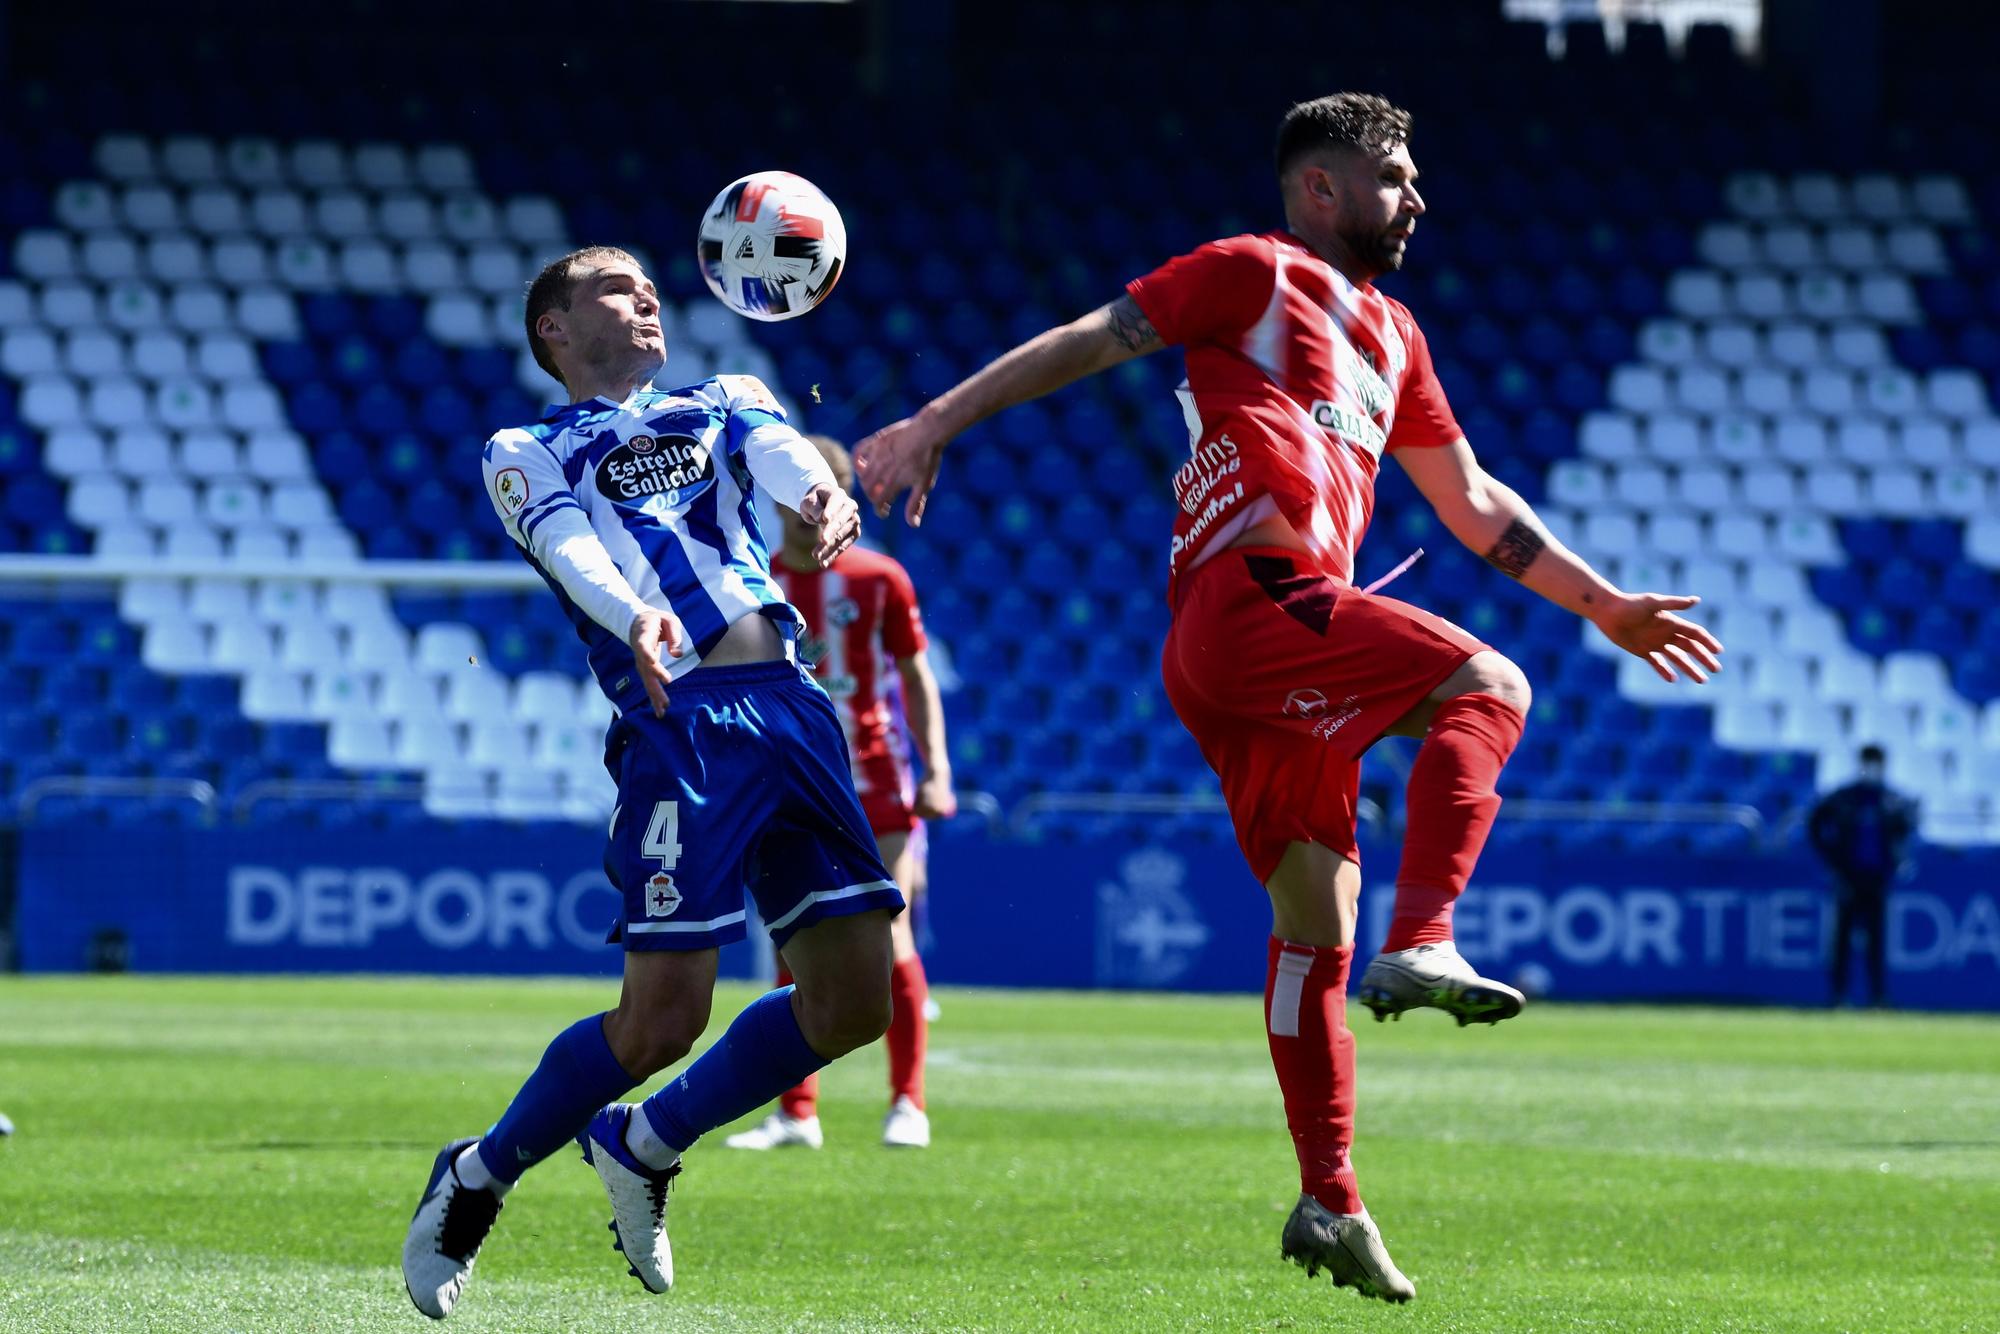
[1,976,1995,1332]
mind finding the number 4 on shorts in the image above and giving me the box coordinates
[642,800,683,869]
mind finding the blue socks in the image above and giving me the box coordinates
[638,987,826,1154]
[477,1013,636,1183]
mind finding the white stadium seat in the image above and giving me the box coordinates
[37,282,99,330]
[1816,653,1879,703]
[224,138,286,187]
[234,287,299,339]
[424,767,494,820]
[1643,414,1702,462]
[81,235,142,282]
[1927,369,1988,420]
[154,379,218,430]
[1864,368,1920,416]
[1910,174,1972,224]
[279,621,345,671]
[1704,416,1766,463]
[63,329,127,378]
[414,144,477,192]
[425,293,487,344]
[1738,367,1795,415]
[329,717,398,769]
[104,281,167,332]
[376,669,439,715]
[321,581,390,628]
[1744,563,1808,609]
[253,579,320,624]
[1766,321,1824,369]
[1673,365,1732,414]
[244,429,312,481]
[467,243,529,294]
[96,135,157,182]
[1549,460,1607,507]
[1881,653,1948,705]
[268,481,333,527]
[444,671,513,721]
[87,378,153,430]
[188,577,254,622]
[1711,512,1769,559]
[295,526,360,562]
[1823,225,1880,271]
[379,193,439,241]
[21,375,86,430]
[1700,322,1759,367]
[230,525,291,562]
[111,427,176,476]
[1667,271,1727,319]
[464,720,519,767]
[1580,512,1640,560]
[1856,275,1917,323]
[1789,174,1846,219]
[441,194,500,242]
[120,577,186,623]
[195,333,259,381]
[241,668,313,720]
[212,238,273,287]
[44,426,108,477]
[1849,700,1917,748]
[503,196,566,243]
[516,673,584,722]
[1716,700,1781,749]
[495,768,563,821]
[1849,174,1906,221]
[202,478,265,528]
[1792,273,1852,321]
[1611,461,1668,508]
[1715,605,1777,656]
[1800,367,1856,416]
[273,239,336,289]
[132,330,193,380]
[1916,700,1978,751]
[211,620,276,671]
[0,328,58,377]
[1644,510,1704,557]
[1608,366,1668,414]
[310,669,378,723]
[1638,320,1696,365]
[290,140,351,189]
[1725,172,1783,218]
[354,143,414,191]
[1777,604,1844,656]
[67,473,132,528]
[1893,417,1955,466]
[1803,466,1866,513]
[1761,223,1819,269]
[1831,418,1891,465]
[185,187,247,236]
[250,188,311,237]
[53,180,118,230]
[315,191,374,239]
[1733,273,1789,320]
[416,623,485,672]
[1682,554,1743,603]
[137,477,199,524]
[1736,461,1800,511]
[338,241,401,292]
[1745,652,1806,701]
[1933,467,1991,518]
[219,381,286,431]
[168,285,232,333]
[395,718,462,768]
[1884,225,1945,273]
[142,620,210,674]
[1867,464,1928,516]
[532,721,601,773]
[1773,418,1831,465]
[162,520,225,560]
[1778,698,1842,750]
[161,137,223,185]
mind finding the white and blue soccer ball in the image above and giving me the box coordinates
[698,171,846,322]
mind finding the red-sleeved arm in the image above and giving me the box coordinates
[879,560,927,658]
[1385,312,1463,452]
[1124,235,1275,348]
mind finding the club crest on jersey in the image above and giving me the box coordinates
[826,597,861,628]
[493,467,528,514]
[644,872,681,918]
[596,432,713,509]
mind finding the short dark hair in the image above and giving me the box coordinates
[1859,743,1886,766]
[523,245,645,385]
[1275,92,1413,176]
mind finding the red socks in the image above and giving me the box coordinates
[1265,937,1361,1215]
[887,955,928,1109]
[1385,692,1525,953]
[772,956,929,1117]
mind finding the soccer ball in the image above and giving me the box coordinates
[697,171,846,322]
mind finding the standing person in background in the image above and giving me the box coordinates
[1808,744,1918,1007]
[730,434,956,1151]
[855,93,1722,1302]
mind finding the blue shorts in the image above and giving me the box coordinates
[603,659,902,952]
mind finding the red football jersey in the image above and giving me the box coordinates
[773,546,927,778]
[1126,230,1462,590]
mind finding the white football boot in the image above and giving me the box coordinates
[1280,1194,1416,1304]
[723,1111,824,1151]
[880,1096,930,1148]
[402,1138,503,1319]
[1358,942,1526,1026]
[578,1105,678,1293]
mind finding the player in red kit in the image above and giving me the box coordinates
[728,435,956,1151]
[856,94,1722,1301]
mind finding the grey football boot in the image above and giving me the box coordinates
[1280,1194,1416,1303]
[1358,942,1525,1026]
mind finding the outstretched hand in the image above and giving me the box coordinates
[628,608,686,717]
[799,482,861,567]
[854,414,950,526]
[1591,592,1724,684]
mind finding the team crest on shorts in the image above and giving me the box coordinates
[644,872,681,918]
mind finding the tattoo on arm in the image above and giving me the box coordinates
[1104,295,1162,354]
[1484,519,1547,579]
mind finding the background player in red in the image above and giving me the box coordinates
[729,435,957,1151]
[855,93,1722,1302]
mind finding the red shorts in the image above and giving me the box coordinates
[1161,547,1487,881]
[853,750,917,837]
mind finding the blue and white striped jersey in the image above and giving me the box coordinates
[481,374,818,715]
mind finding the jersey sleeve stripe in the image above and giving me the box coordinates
[520,495,586,542]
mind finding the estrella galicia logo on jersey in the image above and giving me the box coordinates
[596,433,713,509]
[827,597,861,628]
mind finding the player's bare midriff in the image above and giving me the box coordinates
[702,609,787,666]
[1225,509,1309,557]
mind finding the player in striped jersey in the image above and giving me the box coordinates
[403,247,905,1318]
[728,435,955,1151]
